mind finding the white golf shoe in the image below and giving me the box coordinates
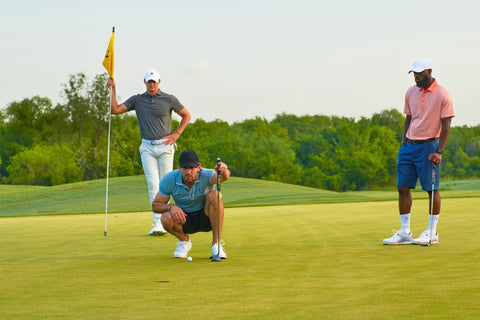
[412,230,439,245]
[149,213,167,236]
[382,230,413,245]
[174,239,192,258]
[211,242,227,259]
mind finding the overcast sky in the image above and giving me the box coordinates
[1,0,479,126]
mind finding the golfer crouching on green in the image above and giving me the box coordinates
[152,150,230,259]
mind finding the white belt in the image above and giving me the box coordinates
[142,138,166,145]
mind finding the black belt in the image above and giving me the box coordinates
[407,138,436,145]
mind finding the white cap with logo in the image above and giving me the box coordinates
[409,58,432,73]
[144,69,161,82]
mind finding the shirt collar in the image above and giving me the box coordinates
[143,89,163,98]
[419,78,437,93]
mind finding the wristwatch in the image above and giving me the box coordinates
[436,148,444,154]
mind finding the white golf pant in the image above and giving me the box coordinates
[139,140,175,215]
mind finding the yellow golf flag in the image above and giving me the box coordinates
[103,27,115,78]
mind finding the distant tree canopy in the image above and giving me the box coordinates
[1,72,479,190]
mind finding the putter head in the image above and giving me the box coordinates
[421,243,431,247]
[211,255,221,262]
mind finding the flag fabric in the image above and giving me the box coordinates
[103,27,115,78]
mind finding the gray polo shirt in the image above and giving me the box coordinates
[124,90,185,140]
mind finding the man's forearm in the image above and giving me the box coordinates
[438,118,452,150]
[110,86,121,114]
[175,110,191,135]
[152,202,174,214]
[402,116,411,143]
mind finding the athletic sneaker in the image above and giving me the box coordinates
[174,239,192,258]
[149,214,167,236]
[412,230,439,245]
[382,230,413,245]
[211,242,227,259]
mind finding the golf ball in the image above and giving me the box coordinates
[187,257,192,262]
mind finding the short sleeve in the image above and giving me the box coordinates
[159,171,175,197]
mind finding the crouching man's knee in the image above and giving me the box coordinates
[161,211,174,229]
[207,190,222,203]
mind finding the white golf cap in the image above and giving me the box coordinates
[144,69,161,82]
[408,57,432,73]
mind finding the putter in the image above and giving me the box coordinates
[212,158,222,262]
[421,166,436,247]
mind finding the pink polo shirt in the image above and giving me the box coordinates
[404,79,454,140]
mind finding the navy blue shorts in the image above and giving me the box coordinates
[183,208,212,234]
[396,139,440,191]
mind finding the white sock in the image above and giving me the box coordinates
[429,214,439,234]
[400,213,411,234]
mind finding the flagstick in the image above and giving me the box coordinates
[103,26,115,236]
[104,90,112,236]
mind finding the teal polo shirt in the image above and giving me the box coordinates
[159,168,215,212]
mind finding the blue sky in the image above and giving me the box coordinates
[1,0,479,126]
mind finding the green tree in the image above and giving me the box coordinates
[0,96,55,178]
[274,113,398,191]
[222,117,303,184]
[108,114,143,177]
[466,157,480,177]
[60,73,111,179]
[6,143,83,185]
[3,74,480,190]
[370,108,405,142]
[175,118,231,168]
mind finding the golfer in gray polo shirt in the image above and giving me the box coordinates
[107,69,191,235]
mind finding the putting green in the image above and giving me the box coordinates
[1,198,479,319]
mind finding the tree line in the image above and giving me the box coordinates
[1,73,480,191]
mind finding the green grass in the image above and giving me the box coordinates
[1,199,479,319]
[2,175,480,217]
[1,178,480,319]
[0,176,368,217]
[0,175,152,216]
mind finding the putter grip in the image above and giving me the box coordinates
[216,158,221,191]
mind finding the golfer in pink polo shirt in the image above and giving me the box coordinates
[383,58,455,245]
